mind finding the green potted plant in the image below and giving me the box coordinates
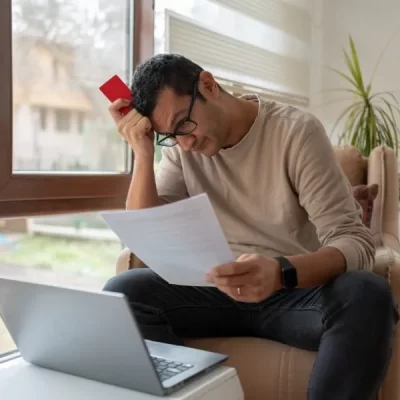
[327,36,400,156]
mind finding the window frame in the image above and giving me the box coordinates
[0,0,154,218]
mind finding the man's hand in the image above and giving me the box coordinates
[108,98,154,160]
[205,254,282,303]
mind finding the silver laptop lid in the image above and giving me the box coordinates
[0,277,164,396]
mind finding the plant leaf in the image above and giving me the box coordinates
[376,110,392,146]
[348,36,366,94]
[341,104,366,148]
[327,30,400,156]
[345,103,364,141]
[375,120,386,146]
[375,106,399,151]
[377,104,399,132]
[362,105,372,155]
[376,115,394,149]
[380,98,400,130]
[370,91,400,105]
[327,67,364,96]
[369,104,377,149]
[375,99,400,117]
[352,107,367,153]
[380,94,400,110]
[343,49,361,89]
[331,101,363,137]
[384,91,400,105]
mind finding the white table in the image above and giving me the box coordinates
[0,357,244,400]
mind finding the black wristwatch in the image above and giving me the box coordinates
[274,256,298,290]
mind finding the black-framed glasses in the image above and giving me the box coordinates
[156,79,199,147]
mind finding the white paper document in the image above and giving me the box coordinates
[101,194,234,286]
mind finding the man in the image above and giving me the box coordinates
[104,54,398,399]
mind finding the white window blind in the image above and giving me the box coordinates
[208,0,311,43]
[158,0,311,107]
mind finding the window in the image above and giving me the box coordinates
[12,0,132,174]
[1,0,153,217]
[0,0,154,359]
[55,108,72,132]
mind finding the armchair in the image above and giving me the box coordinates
[116,145,400,400]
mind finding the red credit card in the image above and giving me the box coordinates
[99,75,133,115]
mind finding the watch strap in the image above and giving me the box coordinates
[274,256,298,290]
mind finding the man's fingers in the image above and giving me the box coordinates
[236,253,254,262]
[121,106,142,126]
[135,115,152,134]
[212,271,257,287]
[117,109,142,135]
[108,98,132,122]
[218,285,260,303]
[217,284,246,298]
[118,115,152,144]
[208,261,253,278]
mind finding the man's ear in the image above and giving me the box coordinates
[199,70,220,99]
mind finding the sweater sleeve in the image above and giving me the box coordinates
[288,117,375,271]
[155,147,189,204]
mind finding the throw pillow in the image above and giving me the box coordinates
[352,184,379,228]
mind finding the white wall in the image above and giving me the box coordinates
[310,0,400,144]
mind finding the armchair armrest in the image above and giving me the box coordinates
[373,246,400,400]
[374,247,400,301]
[116,248,132,275]
[368,146,400,253]
[116,248,146,275]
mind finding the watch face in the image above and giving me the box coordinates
[285,267,298,289]
[276,257,298,289]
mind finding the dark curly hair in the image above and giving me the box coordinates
[130,53,206,117]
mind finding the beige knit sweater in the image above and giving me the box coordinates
[155,95,375,271]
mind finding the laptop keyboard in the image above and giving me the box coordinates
[151,356,194,381]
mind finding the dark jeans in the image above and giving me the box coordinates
[104,268,398,400]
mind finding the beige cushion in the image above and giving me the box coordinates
[333,145,367,185]
[186,337,315,400]
[352,184,379,228]
[373,248,400,400]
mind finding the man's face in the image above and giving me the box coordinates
[150,72,229,157]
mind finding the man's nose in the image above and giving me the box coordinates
[177,134,196,152]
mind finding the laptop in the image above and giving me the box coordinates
[0,277,228,396]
